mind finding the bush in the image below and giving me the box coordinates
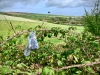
[84,0,100,36]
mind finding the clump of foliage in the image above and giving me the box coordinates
[0,25,100,75]
[84,0,100,36]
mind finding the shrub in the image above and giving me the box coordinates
[84,0,100,36]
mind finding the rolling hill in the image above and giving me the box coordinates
[0,14,37,22]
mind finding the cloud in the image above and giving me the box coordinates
[0,0,98,10]
[46,0,98,8]
[0,0,42,9]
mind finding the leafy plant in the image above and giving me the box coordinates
[84,0,100,36]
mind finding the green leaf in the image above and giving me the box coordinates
[93,41,99,47]
[76,71,82,74]
[41,36,44,41]
[54,31,58,37]
[48,33,52,38]
[42,67,50,75]
[38,68,42,73]
[1,66,9,75]
[42,67,54,75]
[88,67,94,72]
[5,61,13,66]
[16,69,24,73]
[17,38,22,44]
[17,63,23,68]
[73,55,78,62]
[83,61,91,64]
[57,60,63,66]
[44,32,47,37]
[12,38,17,44]
[56,54,61,59]
[62,50,74,58]
[3,51,8,56]
[86,67,95,73]
[49,69,55,75]
[15,69,31,74]
[0,35,3,40]
[0,65,2,69]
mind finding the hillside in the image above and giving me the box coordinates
[0,12,83,25]
[0,12,61,20]
[0,14,84,37]
[0,14,37,22]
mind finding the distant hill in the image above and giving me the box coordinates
[0,12,83,25]
[0,12,64,21]
[0,14,37,22]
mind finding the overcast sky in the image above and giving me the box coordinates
[0,0,98,16]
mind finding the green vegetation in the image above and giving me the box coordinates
[0,12,82,26]
[46,16,83,25]
[0,14,37,22]
[0,14,83,44]
[0,12,57,21]
[0,20,40,36]
[0,18,83,44]
[0,25,100,75]
[0,1,100,74]
[0,16,84,36]
[84,0,100,36]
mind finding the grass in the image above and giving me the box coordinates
[0,14,37,22]
[43,22,84,32]
[0,20,84,36]
[0,15,84,44]
[0,20,40,36]
[0,12,66,20]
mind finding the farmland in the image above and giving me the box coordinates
[0,12,83,25]
[0,14,84,36]
[0,14,84,44]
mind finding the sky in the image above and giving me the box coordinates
[0,0,98,16]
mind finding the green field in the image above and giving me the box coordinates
[0,14,84,43]
[0,14,37,22]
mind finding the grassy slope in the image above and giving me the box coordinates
[0,12,80,21]
[0,14,37,22]
[0,14,84,43]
